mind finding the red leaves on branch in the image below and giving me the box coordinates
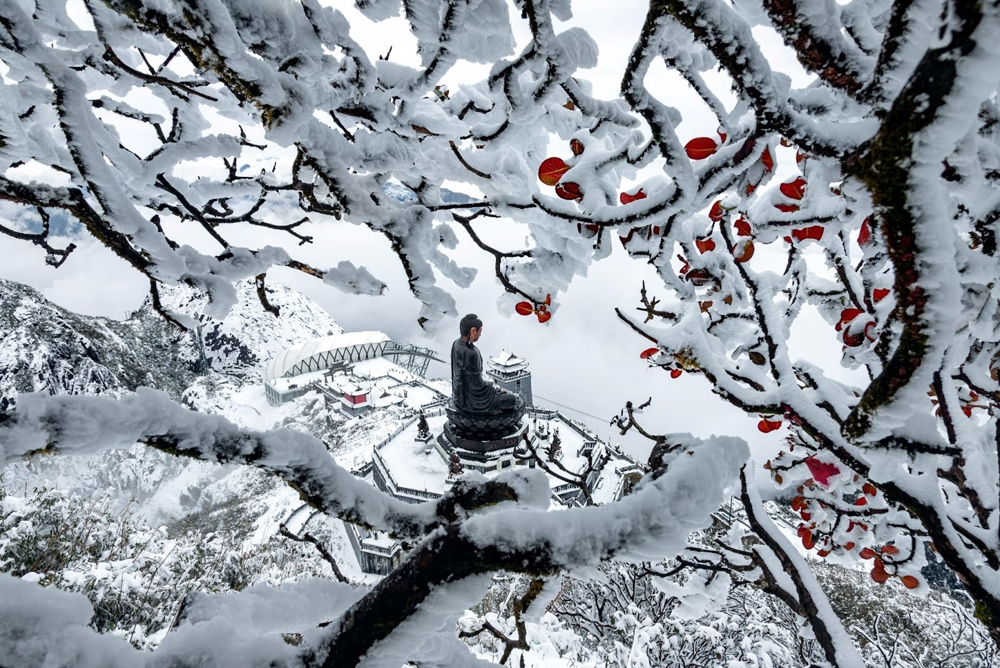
[863,482,878,496]
[780,177,807,200]
[670,369,682,379]
[804,456,839,487]
[619,189,647,205]
[684,136,718,160]
[873,288,890,302]
[639,347,659,359]
[860,547,878,560]
[775,203,800,213]
[555,181,583,201]
[538,157,569,186]
[758,417,782,433]
[734,217,752,236]
[515,294,553,323]
[900,575,920,589]
[570,138,585,156]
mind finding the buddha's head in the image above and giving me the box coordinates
[460,313,483,342]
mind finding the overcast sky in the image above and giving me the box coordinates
[0,0,868,482]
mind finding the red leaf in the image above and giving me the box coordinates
[538,157,569,186]
[515,301,534,316]
[758,418,783,433]
[842,328,865,348]
[555,181,583,201]
[734,239,755,263]
[670,369,682,379]
[780,177,807,200]
[686,269,712,287]
[684,136,718,160]
[775,203,800,213]
[840,308,864,324]
[860,547,877,560]
[854,496,868,506]
[695,237,716,254]
[734,218,752,236]
[863,482,877,496]
[802,532,815,550]
[619,189,647,205]
[791,496,806,511]
[791,225,824,242]
[900,575,920,590]
[544,293,552,306]
[796,151,807,164]
[709,200,725,221]
[858,217,872,246]
[871,568,890,584]
[864,320,877,342]
[639,347,660,359]
[733,137,757,163]
[760,147,774,172]
[804,456,840,487]
[844,541,856,550]
[570,138,585,156]
[536,310,552,323]
[717,127,728,142]
[881,545,900,556]
[873,288,890,302]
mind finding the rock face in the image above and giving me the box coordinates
[0,279,196,412]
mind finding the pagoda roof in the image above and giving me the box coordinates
[488,349,527,369]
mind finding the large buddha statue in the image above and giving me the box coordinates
[450,313,523,419]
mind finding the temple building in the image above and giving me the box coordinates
[486,350,533,408]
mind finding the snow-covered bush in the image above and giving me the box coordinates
[0,482,339,649]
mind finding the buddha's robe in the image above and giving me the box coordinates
[451,339,519,415]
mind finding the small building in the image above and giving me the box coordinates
[338,380,372,417]
[487,349,533,408]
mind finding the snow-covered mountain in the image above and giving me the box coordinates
[0,278,360,525]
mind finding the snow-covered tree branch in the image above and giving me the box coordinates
[4,0,1000,663]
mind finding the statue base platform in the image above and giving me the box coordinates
[445,401,526,441]
[437,421,528,474]
[440,420,526,454]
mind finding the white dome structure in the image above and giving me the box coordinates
[264,331,391,381]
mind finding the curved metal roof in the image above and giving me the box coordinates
[264,331,391,381]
